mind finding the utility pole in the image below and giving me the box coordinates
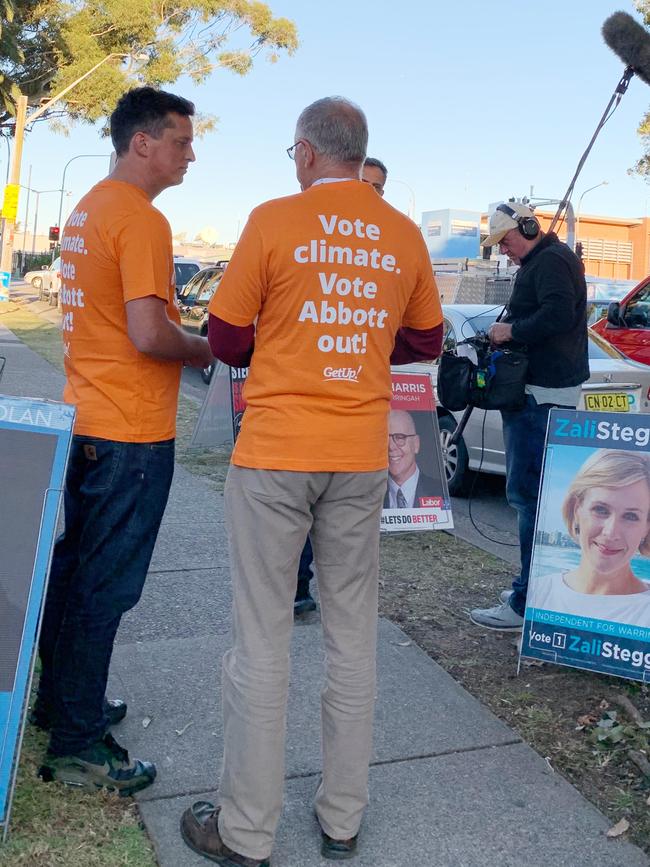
[0,95,28,302]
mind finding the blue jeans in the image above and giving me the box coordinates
[37,435,174,755]
[501,395,568,616]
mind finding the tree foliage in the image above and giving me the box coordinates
[0,1,298,128]
[631,2,650,178]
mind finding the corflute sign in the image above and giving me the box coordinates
[0,396,74,840]
[522,409,650,682]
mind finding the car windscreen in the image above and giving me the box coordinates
[456,312,500,339]
[174,263,200,286]
[587,328,625,359]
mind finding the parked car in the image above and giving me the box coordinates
[23,257,61,302]
[591,275,650,365]
[178,265,224,383]
[411,304,650,495]
[174,256,201,296]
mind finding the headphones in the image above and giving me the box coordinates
[497,203,540,240]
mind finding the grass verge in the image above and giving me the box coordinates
[378,529,650,854]
[2,709,156,866]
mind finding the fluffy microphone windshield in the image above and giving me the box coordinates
[602,11,650,86]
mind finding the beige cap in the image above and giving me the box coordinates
[482,202,538,247]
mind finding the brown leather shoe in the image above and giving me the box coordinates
[180,802,270,866]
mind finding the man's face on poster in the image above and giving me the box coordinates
[388,410,420,485]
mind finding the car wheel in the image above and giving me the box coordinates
[201,362,214,385]
[438,414,470,496]
[31,276,42,290]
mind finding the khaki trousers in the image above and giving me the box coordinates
[218,466,387,860]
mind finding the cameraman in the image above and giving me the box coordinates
[470,203,588,632]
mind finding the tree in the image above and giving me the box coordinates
[0,1,298,128]
[631,1,650,178]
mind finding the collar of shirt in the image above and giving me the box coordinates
[311,177,359,187]
[387,467,420,508]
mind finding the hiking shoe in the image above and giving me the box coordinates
[469,601,524,632]
[180,802,270,866]
[316,816,359,861]
[30,698,127,732]
[294,577,317,616]
[499,589,513,605]
[39,732,156,796]
[294,592,317,616]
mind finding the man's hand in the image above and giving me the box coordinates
[488,322,513,345]
[184,336,214,369]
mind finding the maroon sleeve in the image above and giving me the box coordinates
[208,314,255,367]
[390,322,443,365]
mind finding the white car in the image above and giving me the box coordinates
[23,257,61,302]
[411,304,650,496]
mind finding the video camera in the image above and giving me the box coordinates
[437,331,528,446]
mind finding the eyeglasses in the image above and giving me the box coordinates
[286,140,303,160]
[389,433,417,446]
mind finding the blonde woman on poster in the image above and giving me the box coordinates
[530,450,650,626]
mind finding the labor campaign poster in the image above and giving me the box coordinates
[521,409,650,682]
[229,366,249,441]
[0,396,74,837]
[380,371,453,533]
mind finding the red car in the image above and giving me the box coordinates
[592,275,650,365]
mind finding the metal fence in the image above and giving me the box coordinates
[12,250,51,278]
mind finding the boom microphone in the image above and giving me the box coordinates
[548,11,650,236]
[602,11,650,86]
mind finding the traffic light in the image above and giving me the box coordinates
[48,225,60,242]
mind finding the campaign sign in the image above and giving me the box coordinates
[229,366,249,441]
[190,360,236,449]
[522,409,650,682]
[0,396,74,838]
[381,371,452,533]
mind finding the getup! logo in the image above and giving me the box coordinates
[323,365,362,383]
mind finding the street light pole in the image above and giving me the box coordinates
[31,189,60,255]
[575,181,608,246]
[0,94,28,292]
[386,178,416,221]
[54,153,109,260]
[20,167,32,271]
[528,196,577,250]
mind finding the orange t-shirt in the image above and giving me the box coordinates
[60,180,182,442]
[209,180,442,471]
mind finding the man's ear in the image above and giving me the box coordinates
[302,140,315,168]
[414,435,420,455]
[131,132,149,158]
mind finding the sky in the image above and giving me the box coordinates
[10,0,650,246]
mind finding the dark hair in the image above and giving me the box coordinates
[364,157,388,180]
[295,96,367,164]
[110,87,195,156]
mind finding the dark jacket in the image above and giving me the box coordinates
[504,233,589,388]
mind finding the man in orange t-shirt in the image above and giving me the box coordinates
[35,87,213,797]
[180,98,442,866]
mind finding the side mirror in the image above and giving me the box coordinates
[606,301,624,327]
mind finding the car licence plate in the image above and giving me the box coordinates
[584,392,630,412]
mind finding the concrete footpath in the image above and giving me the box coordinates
[1,307,647,867]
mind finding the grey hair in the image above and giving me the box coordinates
[296,96,367,164]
